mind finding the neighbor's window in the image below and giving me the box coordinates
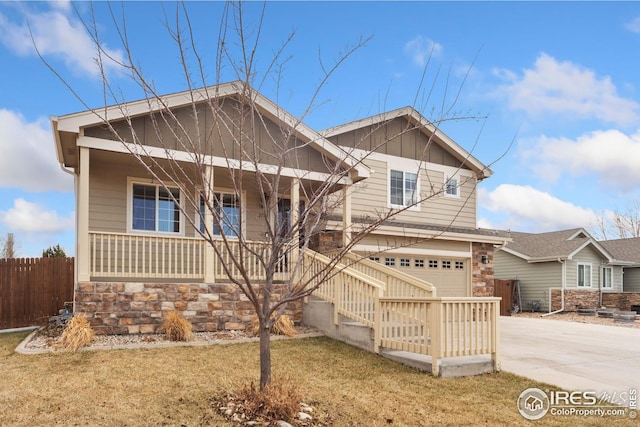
[200,192,241,237]
[442,260,452,269]
[455,261,464,270]
[400,258,411,267]
[428,260,438,269]
[577,263,592,288]
[385,257,396,267]
[445,177,459,197]
[132,183,181,233]
[602,267,613,289]
[390,170,418,207]
[414,259,425,268]
[369,256,380,263]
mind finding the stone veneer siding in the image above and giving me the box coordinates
[472,242,495,297]
[601,292,640,311]
[550,289,600,311]
[75,282,302,335]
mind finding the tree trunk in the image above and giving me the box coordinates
[259,323,271,390]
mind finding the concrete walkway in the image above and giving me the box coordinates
[501,316,640,402]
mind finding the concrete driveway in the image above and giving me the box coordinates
[500,316,640,402]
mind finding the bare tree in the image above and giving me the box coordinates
[1,233,17,259]
[592,201,640,240]
[37,1,498,391]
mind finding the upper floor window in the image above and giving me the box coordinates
[200,192,241,237]
[577,263,592,288]
[602,267,613,289]
[390,170,418,207]
[131,183,181,233]
[445,177,459,197]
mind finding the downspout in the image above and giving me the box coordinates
[542,258,565,316]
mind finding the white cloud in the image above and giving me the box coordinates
[0,5,124,78]
[625,16,640,33]
[404,36,443,67]
[521,129,640,190]
[0,109,73,192]
[479,184,601,232]
[495,53,639,126]
[0,198,74,233]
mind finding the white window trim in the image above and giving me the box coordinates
[196,187,246,240]
[577,263,592,288]
[127,177,185,236]
[601,266,613,289]
[444,174,460,199]
[388,169,420,211]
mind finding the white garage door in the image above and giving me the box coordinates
[369,254,469,297]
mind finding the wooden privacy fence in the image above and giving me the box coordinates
[0,257,74,329]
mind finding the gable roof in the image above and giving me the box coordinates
[320,106,492,180]
[599,237,640,265]
[51,81,370,181]
[498,228,614,263]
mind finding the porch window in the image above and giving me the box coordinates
[602,267,613,289]
[199,192,241,237]
[390,170,418,207]
[577,263,592,288]
[132,183,181,233]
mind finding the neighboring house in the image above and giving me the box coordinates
[51,81,505,335]
[600,237,640,292]
[321,108,508,297]
[494,228,631,312]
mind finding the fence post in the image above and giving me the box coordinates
[491,299,501,372]
[334,275,341,326]
[373,291,382,353]
[430,299,442,376]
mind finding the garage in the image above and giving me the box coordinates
[366,253,469,297]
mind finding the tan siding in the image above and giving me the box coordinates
[349,158,477,228]
[358,235,468,252]
[84,97,335,175]
[328,116,467,167]
[494,250,562,312]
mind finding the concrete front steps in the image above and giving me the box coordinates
[302,296,494,378]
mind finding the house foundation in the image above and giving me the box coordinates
[550,289,600,311]
[74,282,302,335]
[601,292,640,311]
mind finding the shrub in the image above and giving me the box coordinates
[160,311,193,341]
[56,314,94,351]
[248,313,296,337]
[236,376,302,422]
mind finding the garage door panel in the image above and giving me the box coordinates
[368,253,469,297]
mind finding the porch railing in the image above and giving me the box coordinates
[302,250,385,330]
[89,232,205,279]
[378,297,500,374]
[89,231,291,281]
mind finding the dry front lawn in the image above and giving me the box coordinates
[0,331,634,426]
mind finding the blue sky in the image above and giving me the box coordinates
[1,1,640,256]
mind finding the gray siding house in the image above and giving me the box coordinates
[600,237,640,292]
[494,228,626,312]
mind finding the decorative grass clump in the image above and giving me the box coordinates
[159,311,193,341]
[249,314,296,337]
[56,314,94,352]
[235,376,302,422]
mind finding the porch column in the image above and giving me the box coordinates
[342,185,352,247]
[204,165,215,283]
[77,147,90,282]
[290,178,300,278]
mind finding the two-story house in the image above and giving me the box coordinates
[52,81,506,335]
